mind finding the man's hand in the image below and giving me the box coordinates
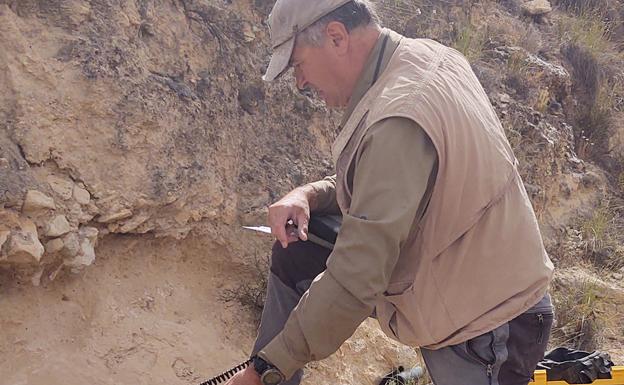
[223,366,262,385]
[268,187,314,248]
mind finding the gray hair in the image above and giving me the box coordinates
[297,0,381,46]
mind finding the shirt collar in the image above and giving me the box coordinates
[339,28,401,128]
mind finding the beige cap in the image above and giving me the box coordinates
[263,0,352,81]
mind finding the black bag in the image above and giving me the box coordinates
[536,347,614,384]
[308,214,342,248]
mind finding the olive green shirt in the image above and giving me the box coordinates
[259,29,438,379]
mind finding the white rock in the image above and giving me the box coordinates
[46,215,72,237]
[73,186,91,205]
[22,190,56,212]
[80,227,99,243]
[47,175,74,200]
[45,238,65,254]
[6,218,44,263]
[522,0,552,15]
[64,235,97,270]
[613,273,623,280]
[80,237,96,264]
[0,157,9,168]
[97,209,133,223]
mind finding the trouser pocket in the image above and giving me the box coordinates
[498,312,554,385]
[450,325,509,385]
[421,323,509,385]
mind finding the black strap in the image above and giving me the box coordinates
[372,34,390,85]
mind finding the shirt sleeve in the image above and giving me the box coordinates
[258,117,438,379]
[306,175,340,214]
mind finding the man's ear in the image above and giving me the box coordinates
[325,21,350,55]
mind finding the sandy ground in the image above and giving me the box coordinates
[0,235,255,385]
[0,234,419,385]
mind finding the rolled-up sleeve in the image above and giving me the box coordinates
[306,175,340,214]
[259,117,438,379]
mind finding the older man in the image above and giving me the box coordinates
[226,1,555,385]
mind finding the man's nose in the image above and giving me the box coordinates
[295,73,313,98]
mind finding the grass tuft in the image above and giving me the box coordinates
[578,199,624,270]
[219,254,269,323]
[551,278,606,351]
[558,8,612,55]
[451,21,487,63]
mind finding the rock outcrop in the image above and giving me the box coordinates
[0,0,333,282]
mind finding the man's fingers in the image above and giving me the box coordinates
[269,214,289,248]
[275,225,289,248]
[296,213,309,241]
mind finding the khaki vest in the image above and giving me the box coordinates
[333,36,554,348]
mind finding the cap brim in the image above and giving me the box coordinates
[262,37,295,82]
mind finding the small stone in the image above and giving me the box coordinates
[47,175,74,200]
[97,209,133,223]
[498,92,512,104]
[46,215,72,237]
[45,238,65,254]
[22,190,56,212]
[49,263,64,281]
[612,273,623,280]
[0,157,9,168]
[61,232,81,257]
[73,186,91,205]
[6,218,44,263]
[119,213,150,233]
[522,0,552,16]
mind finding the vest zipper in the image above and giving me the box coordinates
[487,364,493,385]
[537,313,544,344]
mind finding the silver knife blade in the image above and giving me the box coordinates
[242,225,334,250]
[242,225,272,234]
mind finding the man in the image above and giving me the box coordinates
[226,1,555,384]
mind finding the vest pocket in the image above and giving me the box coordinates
[376,285,441,347]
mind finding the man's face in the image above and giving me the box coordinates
[290,38,348,108]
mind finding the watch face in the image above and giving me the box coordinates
[261,369,284,385]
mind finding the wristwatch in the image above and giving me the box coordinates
[252,355,285,385]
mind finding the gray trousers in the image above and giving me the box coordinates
[252,241,553,385]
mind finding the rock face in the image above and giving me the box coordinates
[0,0,333,280]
